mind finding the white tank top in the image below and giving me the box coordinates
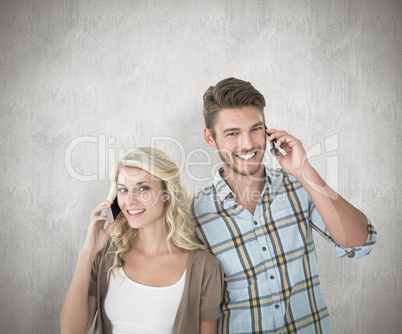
[105,266,186,334]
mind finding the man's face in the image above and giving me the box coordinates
[204,106,267,178]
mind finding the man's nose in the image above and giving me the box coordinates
[239,132,253,150]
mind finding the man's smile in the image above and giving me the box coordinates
[235,151,257,161]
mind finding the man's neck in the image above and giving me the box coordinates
[221,165,266,212]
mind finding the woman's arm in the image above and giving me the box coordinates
[200,320,218,334]
[60,200,119,333]
[198,254,224,334]
[60,251,98,333]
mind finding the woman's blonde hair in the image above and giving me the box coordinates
[107,147,205,276]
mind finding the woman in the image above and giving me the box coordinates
[61,147,224,334]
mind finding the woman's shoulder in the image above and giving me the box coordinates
[189,249,222,269]
[187,250,224,288]
[94,239,116,267]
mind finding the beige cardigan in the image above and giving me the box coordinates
[88,242,224,334]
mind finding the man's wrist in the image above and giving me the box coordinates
[292,161,315,183]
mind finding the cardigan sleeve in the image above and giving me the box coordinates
[88,243,109,297]
[88,251,101,297]
[200,253,225,321]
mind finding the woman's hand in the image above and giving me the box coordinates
[61,200,119,333]
[82,200,119,257]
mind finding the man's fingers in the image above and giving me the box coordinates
[275,134,298,148]
[266,128,281,133]
[271,148,284,160]
[266,130,288,141]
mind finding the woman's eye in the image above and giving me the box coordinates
[118,188,127,193]
[139,186,149,192]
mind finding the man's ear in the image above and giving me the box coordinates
[204,127,217,148]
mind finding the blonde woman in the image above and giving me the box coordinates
[61,147,224,334]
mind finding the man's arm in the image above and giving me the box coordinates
[267,129,369,248]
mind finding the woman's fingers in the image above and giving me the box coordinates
[90,200,113,219]
[89,202,112,227]
[87,216,110,235]
[105,218,119,235]
[93,215,110,223]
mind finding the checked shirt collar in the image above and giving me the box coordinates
[212,164,285,203]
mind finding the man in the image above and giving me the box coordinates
[192,78,376,334]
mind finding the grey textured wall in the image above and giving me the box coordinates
[1,0,401,333]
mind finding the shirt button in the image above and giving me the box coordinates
[262,247,267,251]
[233,205,238,209]
[253,221,258,225]
[275,304,280,309]
[346,249,355,257]
[270,275,275,280]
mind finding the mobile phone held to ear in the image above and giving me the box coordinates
[265,125,279,156]
[110,197,121,219]
[101,197,121,227]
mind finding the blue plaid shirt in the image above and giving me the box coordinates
[192,165,376,334]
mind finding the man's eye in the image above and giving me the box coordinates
[227,132,238,136]
[118,188,127,193]
[253,127,263,131]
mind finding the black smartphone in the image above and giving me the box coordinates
[265,125,279,156]
[110,197,121,219]
[101,196,120,228]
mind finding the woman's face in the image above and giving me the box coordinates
[117,167,168,230]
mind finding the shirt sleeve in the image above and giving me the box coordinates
[200,255,225,321]
[309,201,377,259]
[192,200,213,252]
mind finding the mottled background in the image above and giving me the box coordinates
[0,0,401,333]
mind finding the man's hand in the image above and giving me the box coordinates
[266,128,309,178]
[267,128,369,248]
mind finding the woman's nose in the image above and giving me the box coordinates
[128,189,139,204]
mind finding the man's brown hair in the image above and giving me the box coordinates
[203,77,266,138]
